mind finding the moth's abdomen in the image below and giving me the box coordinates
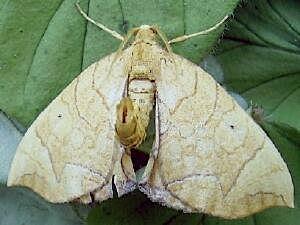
[115,79,155,148]
[128,79,155,130]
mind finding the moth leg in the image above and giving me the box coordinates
[152,93,160,159]
[168,15,228,44]
[75,2,124,41]
[120,76,129,97]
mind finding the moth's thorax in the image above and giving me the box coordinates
[127,44,160,81]
[125,25,159,79]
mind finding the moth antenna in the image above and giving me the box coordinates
[75,2,124,41]
[168,15,229,44]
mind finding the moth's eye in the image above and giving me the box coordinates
[230,125,235,129]
[150,27,157,34]
[133,29,139,35]
[57,113,62,118]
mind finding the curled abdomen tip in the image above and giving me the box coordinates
[115,97,146,148]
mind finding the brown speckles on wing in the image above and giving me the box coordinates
[140,53,294,219]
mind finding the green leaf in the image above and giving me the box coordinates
[0,187,89,225]
[0,0,239,127]
[213,0,300,224]
[0,0,88,127]
[87,191,203,225]
[204,216,255,225]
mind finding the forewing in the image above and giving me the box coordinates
[7,51,136,203]
[140,53,294,218]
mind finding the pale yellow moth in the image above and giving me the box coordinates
[7,3,294,219]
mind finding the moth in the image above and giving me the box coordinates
[7,4,294,219]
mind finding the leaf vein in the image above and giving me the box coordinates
[267,0,300,37]
[118,0,126,33]
[80,0,91,71]
[266,85,299,117]
[22,0,65,105]
[241,72,299,94]
[182,0,186,34]
[235,18,269,46]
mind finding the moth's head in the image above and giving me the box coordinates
[128,25,171,51]
[133,25,158,43]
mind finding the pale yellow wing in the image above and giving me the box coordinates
[7,51,136,203]
[140,53,294,219]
